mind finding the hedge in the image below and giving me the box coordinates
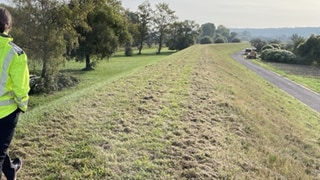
[260,49,296,63]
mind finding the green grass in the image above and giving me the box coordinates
[253,59,320,93]
[11,44,320,179]
[28,48,175,109]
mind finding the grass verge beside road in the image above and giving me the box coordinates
[253,59,320,93]
[10,44,320,179]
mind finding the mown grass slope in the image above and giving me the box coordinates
[10,44,320,179]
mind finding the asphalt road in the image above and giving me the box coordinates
[232,52,320,113]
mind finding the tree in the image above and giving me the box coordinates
[65,0,95,57]
[74,0,131,70]
[153,3,177,54]
[199,23,216,39]
[216,25,230,41]
[166,20,199,50]
[290,33,305,53]
[136,0,152,55]
[12,0,78,92]
[214,37,226,43]
[297,34,320,64]
[231,38,241,43]
[228,32,238,42]
[250,38,267,52]
[238,31,251,41]
[200,36,213,44]
[125,10,139,47]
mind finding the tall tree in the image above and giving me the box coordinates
[153,3,177,54]
[290,33,305,53]
[250,38,267,52]
[74,0,132,70]
[125,10,139,47]
[216,25,230,42]
[199,23,216,39]
[65,0,94,58]
[166,20,199,51]
[136,0,152,55]
[228,32,238,42]
[297,34,320,64]
[12,0,77,91]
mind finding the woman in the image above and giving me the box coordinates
[0,7,30,180]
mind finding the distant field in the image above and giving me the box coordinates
[12,44,320,179]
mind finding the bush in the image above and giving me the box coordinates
[200,36,213,44]
[261,44,281,51]
[294,56,314,65]
[270,43,281,49]
[297,34,320,64]
[214,38,225,43]
[260,49,297,63]
[261,44,274,51]
[231,38,241,43]
[250,38,267,52]
[29,73,79,94]
[125,46,133,56]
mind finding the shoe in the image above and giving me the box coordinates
[12,158,22,180]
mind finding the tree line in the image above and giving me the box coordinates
[1,0,238,93]
[250,34,320,65]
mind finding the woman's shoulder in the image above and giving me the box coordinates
[9,41,24,56]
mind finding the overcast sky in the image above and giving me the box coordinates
[121,0,320,28]
[1,0,319,28]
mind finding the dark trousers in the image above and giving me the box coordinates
[0,109,20,180]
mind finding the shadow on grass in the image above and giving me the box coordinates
[113,50,177,58]
[60,68,91,75]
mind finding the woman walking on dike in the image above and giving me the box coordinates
[0,7,29,180]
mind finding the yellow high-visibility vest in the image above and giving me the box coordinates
[0,34,29,119]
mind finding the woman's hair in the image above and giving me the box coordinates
[0,7,12,33]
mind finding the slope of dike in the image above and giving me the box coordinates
[13,44,320,179]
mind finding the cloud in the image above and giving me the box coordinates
[122,0,320,28]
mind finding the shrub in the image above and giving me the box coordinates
[270,43,281,49]
[231,38,241,43]
[297,34,320,64]
[125,46,133,56]
[250,38,267,52]
[261,44,274,51]
[260,49,297,63]
[214,38,225,43]
[200,36,213,44]
[29,73,79,94]
[261,44,281,51]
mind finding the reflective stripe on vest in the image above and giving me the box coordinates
[0,49,15,97]
[0,99,15,106]
[15,96,28,108]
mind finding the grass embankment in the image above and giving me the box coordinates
[28,49,174,109]
[10,44,320,179]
